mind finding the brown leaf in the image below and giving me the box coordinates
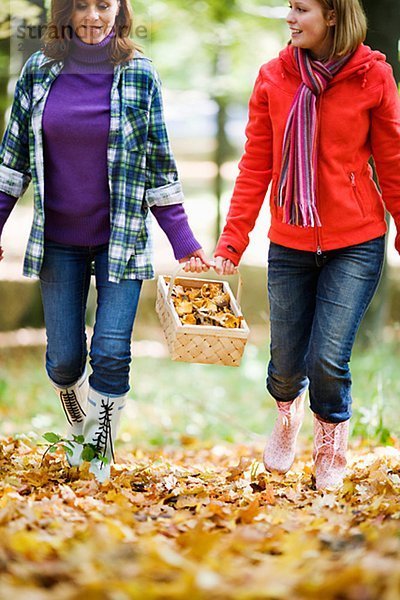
[238,499,261,524]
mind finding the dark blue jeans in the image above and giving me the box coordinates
[39,241,142,396]
[267,237,385,422]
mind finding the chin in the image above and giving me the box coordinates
[81,34,106,44]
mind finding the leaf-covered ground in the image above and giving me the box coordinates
[0,437,399,599]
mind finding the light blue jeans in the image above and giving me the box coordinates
[267,236,385,422]
[39,241,142,396]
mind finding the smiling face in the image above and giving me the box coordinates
[287,0,336,60]
[71,0,120,45]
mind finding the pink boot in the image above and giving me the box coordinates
[313,414,349,490]
[263,395,305,473]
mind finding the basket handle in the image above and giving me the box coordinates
[166,264,243,306]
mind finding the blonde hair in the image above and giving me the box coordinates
[43,0,139,64]
[318,0,367,58]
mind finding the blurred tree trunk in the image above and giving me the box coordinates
[0,38,9,138]
[0,0,46,136]
[363,0,400,83]
[214,94,229,242]
[358,0,400,344]
[212,47,235,244]
[21,0,47,64]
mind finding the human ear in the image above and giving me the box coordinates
[326,10,336,26]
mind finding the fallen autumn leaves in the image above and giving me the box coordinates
[0,437,399,599]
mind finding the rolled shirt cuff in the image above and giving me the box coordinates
[145,180,184,207]
[0,164,30,197]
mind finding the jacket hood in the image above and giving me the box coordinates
[279,43,386,86]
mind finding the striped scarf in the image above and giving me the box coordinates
[277,47,351,227]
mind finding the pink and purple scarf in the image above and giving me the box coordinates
[277,47,351,227]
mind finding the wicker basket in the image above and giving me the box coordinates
[156,268,249,367]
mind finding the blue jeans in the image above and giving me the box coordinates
[39,241,142,396]
[267,237,385,422]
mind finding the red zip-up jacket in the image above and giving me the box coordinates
[215,44,400,264]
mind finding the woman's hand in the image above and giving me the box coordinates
[0,246,4,262]
[214,256,237,276]
[179,248,212,273]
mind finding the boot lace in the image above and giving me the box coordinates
[314,422,339,470]
[277,400,297,428]
[93,400,115,468]
[60,390,86,426]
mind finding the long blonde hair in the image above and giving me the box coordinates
[43,0,139,64]
[318,0,367,58]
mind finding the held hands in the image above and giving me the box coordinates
[179,248,212,273]
[214,256,237,276]
[178,250,238,275]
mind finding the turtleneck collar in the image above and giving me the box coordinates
[65,30,115,74]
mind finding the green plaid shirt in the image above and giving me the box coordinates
[0,51,184,282]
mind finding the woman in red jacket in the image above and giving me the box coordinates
[214,0,400,490]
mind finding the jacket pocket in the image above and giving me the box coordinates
[270,173,279,218]
[349,171,367,218]
[123,106,149,152]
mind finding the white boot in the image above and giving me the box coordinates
[313,414,349,490]
[51,369,88,467]
[263,394,305,474]
[83,387,126,483]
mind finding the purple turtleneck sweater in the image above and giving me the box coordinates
[43,32,114,245]
[0,33,200,260]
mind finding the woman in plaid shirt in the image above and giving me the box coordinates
[0,0,210,482]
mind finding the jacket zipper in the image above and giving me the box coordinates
[349,171,366,217]
[315,96,323,256]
